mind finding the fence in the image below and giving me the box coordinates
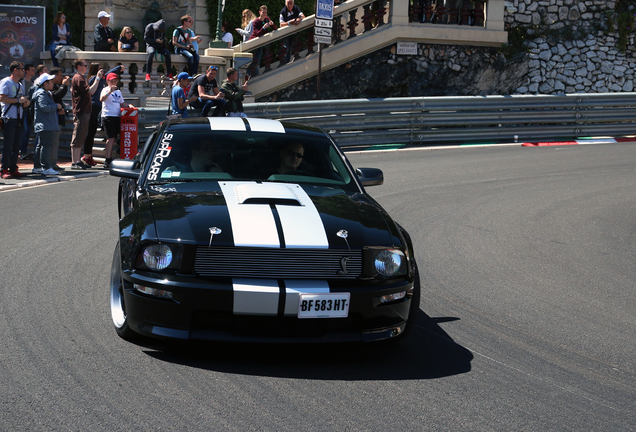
[131,93,636,149]
[7,93,635,158]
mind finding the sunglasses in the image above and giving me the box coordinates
[126,30,132,33]
[61,16,66,19]
[285,150,303,158]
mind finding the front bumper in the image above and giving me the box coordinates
[121,269,416,343]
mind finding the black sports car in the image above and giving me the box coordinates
[110,117,420,343]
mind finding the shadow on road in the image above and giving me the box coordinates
[141,310,473,380]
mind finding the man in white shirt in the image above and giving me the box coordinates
[0,61,31,179]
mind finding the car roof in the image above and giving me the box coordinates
[164,117,326,136]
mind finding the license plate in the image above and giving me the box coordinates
[298,293,350,318]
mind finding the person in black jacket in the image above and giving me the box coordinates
[94,11,116,51]
[144,19,173,81]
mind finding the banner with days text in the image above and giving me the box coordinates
[0,5,45,76]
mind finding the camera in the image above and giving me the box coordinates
[264,18,270,24]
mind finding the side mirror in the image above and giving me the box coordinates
[356,167,384,187]
[110,159,141,179]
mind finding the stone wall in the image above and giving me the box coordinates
[260,0,636,101]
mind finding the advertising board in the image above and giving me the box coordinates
[0,5,45,76]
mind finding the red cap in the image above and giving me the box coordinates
[106,72,118,81]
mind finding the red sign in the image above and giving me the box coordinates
[120,107,138,160]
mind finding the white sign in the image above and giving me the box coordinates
[314,35,332,44]
[397,42,418,55]
[315,27,332,36]
[315,18,333,28]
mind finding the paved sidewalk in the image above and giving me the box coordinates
[0,157,110,192]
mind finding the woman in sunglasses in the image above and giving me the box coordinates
[49,12,71,67]
[118,26,139,52]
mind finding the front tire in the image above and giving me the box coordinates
[110,242,138,340]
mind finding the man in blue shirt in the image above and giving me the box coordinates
[171,72,194,118]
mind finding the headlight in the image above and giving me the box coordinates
[143,244,173,270]
[374,249,406,276]
[135,243,184,271]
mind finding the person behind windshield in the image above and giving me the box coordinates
[278,142,304,173]
[167,139,222,173]
[190,140,223,172]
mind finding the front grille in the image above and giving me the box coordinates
[194,246,362,279]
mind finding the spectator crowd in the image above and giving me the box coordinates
[1,2,307,179]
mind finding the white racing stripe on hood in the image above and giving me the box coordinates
[277,184,328,248]
[219,181,280,247]
[220,181,328,248]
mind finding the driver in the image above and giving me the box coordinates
[277,143,304,174]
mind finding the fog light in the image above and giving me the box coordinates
[380,291,406,303]
[134,284,173,299]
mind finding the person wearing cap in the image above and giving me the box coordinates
[32,73,64,176]
[144,19,173,81]
[100,72,135,169]
[171,72,197,118]
[94,11,116,52]
[188,65,225,117]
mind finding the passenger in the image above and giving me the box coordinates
[166,140,222,173]
[189,140,223,172]
[277,142,304,173]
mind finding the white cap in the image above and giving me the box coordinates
[35,73,56,86]
[98,11,111,18]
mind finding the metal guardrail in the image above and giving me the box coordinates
[19,93,635,157]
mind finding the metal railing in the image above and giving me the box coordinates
[10,93,634,157]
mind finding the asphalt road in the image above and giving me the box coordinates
[1,143,634,431]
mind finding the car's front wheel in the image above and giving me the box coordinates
[110,242,137,340]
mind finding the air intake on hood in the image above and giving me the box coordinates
[234,183,306,206]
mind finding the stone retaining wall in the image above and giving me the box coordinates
[261,0,636,101]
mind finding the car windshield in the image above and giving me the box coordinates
[145,129,355,189]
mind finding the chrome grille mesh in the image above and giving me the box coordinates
[194,246,362,279]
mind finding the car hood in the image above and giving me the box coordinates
[145,181,397,249]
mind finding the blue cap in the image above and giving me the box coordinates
[177,72,192,80]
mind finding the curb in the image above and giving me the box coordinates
[0,171,109,192]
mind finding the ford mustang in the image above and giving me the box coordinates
[109,117,420,343]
